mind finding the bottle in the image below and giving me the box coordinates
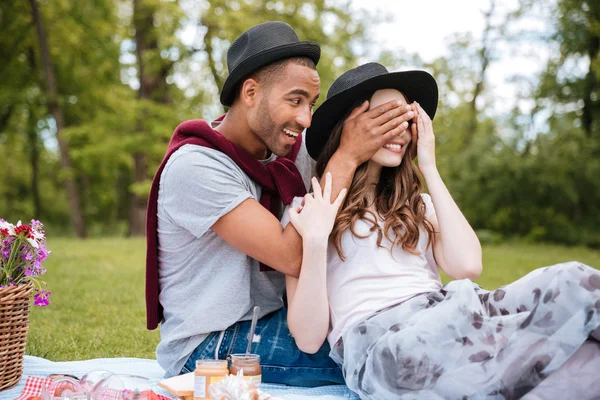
[229,354,262,387]
[194,359,228,400]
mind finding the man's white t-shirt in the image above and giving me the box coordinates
[156,135,314,377]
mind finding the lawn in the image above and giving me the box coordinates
[26,237,600,361]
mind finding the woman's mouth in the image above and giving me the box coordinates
[383,142,404,153]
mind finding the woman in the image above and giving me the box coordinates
[283,62,600,399]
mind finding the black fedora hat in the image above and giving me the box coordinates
[220,21,321,106]
[305,62,438,160]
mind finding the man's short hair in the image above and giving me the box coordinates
[233,57,316,102]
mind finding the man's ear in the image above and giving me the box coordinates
[240,78,259,107]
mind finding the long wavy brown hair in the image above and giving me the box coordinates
[315,95,435,261]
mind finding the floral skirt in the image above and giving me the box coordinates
[330,262,600,400]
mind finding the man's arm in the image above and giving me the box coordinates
[212,199,302,277]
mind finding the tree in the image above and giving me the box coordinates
[126,0,186,236]
[519,0,600,138]
[29,0,87,237]
[194,0,367,112]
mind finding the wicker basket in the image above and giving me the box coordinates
[0,280,33,391]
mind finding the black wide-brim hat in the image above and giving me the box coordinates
[306,62,438,160]
[220,21,321,106]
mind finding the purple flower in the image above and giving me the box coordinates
[30,220,43,230]
[34,290,51,306]
[37,244,49,262]
[1,218,50,305]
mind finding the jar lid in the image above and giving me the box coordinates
[195,359,228,368]
[230,353,260,362]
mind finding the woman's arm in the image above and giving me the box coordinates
[285,238,328,354]
[285,174,346,353]
[413,103,482,280]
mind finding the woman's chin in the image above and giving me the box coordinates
[375,157,404,168]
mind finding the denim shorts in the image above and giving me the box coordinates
[181,307,343,387]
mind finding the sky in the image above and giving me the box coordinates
[348,0,554,116]
[352,0,487,62]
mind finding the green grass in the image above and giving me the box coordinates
[26,238,159,360]
[26,238,600,361]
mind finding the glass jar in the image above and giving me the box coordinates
[229,354,262,387]
[194,359,228,400]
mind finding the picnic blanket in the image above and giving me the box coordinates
[0,356,359,400]
[3,346,600,399]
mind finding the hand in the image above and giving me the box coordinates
[338,100,415,166]
[411,102,436,174]
[288,173,347,241]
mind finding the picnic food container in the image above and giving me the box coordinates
[91,374,153,399]
[41,376,86,399]
[0,280,33,390]
[194,359,228,399]
[229,354,262,387]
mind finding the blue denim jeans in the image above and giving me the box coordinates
[181,307,344,387]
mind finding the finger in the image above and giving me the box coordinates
[364,99,404,119]
[346,100,369,121]
[411,120,418,144]
[304,192,314,204]
[417,113,426,137]
[323,172,332,203]
[375,115,411,136]
[373,106,413,127]
[410,122,418,159]
[381,121,409,142]
[412,102,419,115]
[311,177,322,200]
[415,103,431,125]
[288,207,299,225]
[417,102,434,136]
[333,188,347,209]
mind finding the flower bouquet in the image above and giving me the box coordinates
[0,219,51,390]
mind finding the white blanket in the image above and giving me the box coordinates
[5,344,600,400]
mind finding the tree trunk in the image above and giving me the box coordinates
[129,0,170,236]
[29,0,86,237]
[128,151,149,236]
[582,0,600,137]
[465,0,495,147]
[27,46,42,219]
[204,25,225,94]
[28,110,42,219]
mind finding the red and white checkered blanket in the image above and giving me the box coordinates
[14,376,173,400]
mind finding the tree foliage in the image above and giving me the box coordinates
[1,0,599,247]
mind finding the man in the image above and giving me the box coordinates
[145,21,414,385]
